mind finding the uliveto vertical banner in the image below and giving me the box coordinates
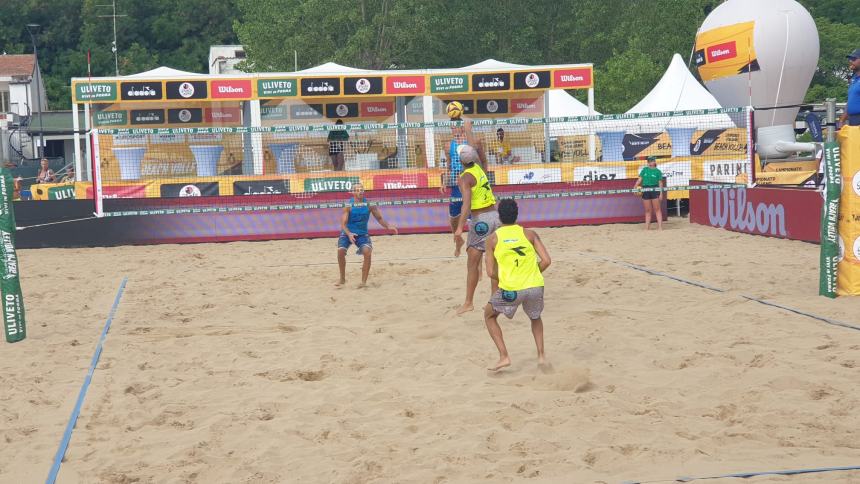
[0,168,25,342]
[819,142,841,298]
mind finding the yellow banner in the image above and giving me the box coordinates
[838,126,860,295]
[754,159,819,185]
[695,21,758,82]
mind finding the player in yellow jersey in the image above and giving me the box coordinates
[484,199,552,371]
[454,143,500,315]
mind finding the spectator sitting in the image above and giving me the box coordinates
[60,165,75,183]
[494,128,522,165]
[36,158,56,184]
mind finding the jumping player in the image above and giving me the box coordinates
[484,199,552,371]
[454,142,499,315]
[442,105,487,256]
[336,182,397,288]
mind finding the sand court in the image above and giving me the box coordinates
[2,221,860,483]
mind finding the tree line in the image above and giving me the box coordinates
[0,0,856,112]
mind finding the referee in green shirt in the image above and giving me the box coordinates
[634,156,665,231]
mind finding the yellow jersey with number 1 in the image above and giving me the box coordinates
[493,224,544,291]
[461,163,495,211]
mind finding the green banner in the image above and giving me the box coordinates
[819,142,842,298]
[430,75,468,93]
[94,110,127,127]
[48,185,76,200]
[258,79,297,97]
[75,82,117,102]
[304,176,360,193]
[0,168,25,342]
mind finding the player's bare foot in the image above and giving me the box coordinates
[455,303,474,315]
[335,279,345,287]
[488,356,511,371]
[537,356,552,373]
[357,282,367,289]
[454,236,464,257]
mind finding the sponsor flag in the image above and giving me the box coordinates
[819,142,841,297]
[0,168,25,342]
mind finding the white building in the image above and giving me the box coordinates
[208,45,246,75]
[0,54,48,162]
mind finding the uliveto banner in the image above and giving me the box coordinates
[689,182,822,242]
[0,168,25,343]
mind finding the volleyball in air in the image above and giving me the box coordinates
[446,101,464,119]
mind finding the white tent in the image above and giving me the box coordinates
[628,53,722,113]
[624,53,735,132]
[461,59,527,71]
[547,89,599,137]
[124,66,206,78]
[548,89,597,117]
[295,62,370,75]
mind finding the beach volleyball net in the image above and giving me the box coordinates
[88,107,752,217]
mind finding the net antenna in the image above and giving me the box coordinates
[96,0,127,76]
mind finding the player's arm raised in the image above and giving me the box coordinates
[463,119,488,170]
[527,229,551,273]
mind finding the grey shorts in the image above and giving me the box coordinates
[467,210,501,251]
[489,286,544,320]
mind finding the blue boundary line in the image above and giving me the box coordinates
[623,464,860,483]
[46,277,128,484]
[579,253,860,332]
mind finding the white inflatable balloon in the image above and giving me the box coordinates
[696,0,819,159]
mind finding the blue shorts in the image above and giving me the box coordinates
[448,185,463,218]
[338,233,372,254]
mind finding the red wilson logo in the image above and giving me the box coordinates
[211,80,252,99]
[372,173,428,190]
[707,41,738,63]
[205,107,242,123]
[386,76,426,94]
[361,102,394,117]
[553,68,592,88]
[512,98,540,114]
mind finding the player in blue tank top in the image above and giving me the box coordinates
[441,117,487,257]
[337,182,397,288]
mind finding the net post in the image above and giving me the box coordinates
[72,101,82,181]
[395,97,408,168]
[746,105,756,187]
[588,87,596,161]
[84,103,92,180]
[423,96,437,167]
[543,93,552,163]
[91,129,103,217]
[248,100,264,175]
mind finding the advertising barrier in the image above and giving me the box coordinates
[16,180,660,247]
[689,181,823,243]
